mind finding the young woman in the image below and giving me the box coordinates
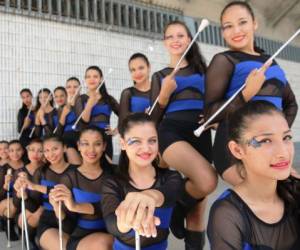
[0,140,9,167]
[204,1,298,185]
[0,140,25,240]
[118,53,151,129]
[18,136,75,249]
[101,113,183,250]
[207,101,300,249]
[75,66,120,160]
[18,88,35,148]
[0,140,9,231]
[55,78,82,165]
[50,126,113,250]
[54,86,68,109]
[150,20,217,248]
[34,88,58,138]
[13,138,44,248]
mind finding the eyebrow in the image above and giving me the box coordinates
[254,129,292,137]
[223,18,248,25]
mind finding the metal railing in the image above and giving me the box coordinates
[0,0,299,62]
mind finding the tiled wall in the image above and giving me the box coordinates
[0,12,299,155]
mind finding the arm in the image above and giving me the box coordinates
[154,169,184,207]
[207,199,245,250]
[109,95,120,116]
[204,53,246,123]
[150,72,166,124]
[101,177,128,236]
[118,89,132,131]
[281,83,298,127]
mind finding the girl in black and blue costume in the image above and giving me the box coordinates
[204,1,298,185]
[34,88,59,138]
[101,113,183,250]
[19,136,75,249]
[17,88,35,148]
[75,66,119,160]
[150,21,217,249]
[50,126,113,250]
[55,78,82,165]
[0,140,25,241]
[208,101,300,250]
[118,53,151,130]
[13,138,44,248]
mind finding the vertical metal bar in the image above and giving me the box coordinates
[75,0,79,19]
[124,4,128,27]
[83,0,88,20]
[101,0,105,23]
[37,0,42,14]
[93,0,97,22]
[57,0,62,16]
[66,0,70,17]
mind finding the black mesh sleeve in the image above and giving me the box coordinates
[108,95,120,116]
[204,53,246,123]
[58,172,78,233]
[101,177,124,236]
[155,169,183,208]
[150,72,165,125]
[207,199,246,250]
[0,166,8,201]
[25,168,43,213]
[54,107,64,136]
[118,88,132,130]
[282,83,298,127]
[17,109,25,133]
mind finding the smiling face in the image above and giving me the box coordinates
[38,91,52,107]
[8,143,24,162]
[78,130,106,165]
[54,89,67,107]
[85,69,102,91]
[129,57,150,86]
[228,112,294,181]
[163,23,191,56]
[120,122,158,168]
[27,142,43,164]
[43,140,64,165]
[21,91,32,107]
[221,4,257,52]
[0,142,9,160]
[66,80,80,97]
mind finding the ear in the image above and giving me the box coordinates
[102,142,107,152]
[228,140,245,160]
[253,20,258,31]
[120,138,126,150]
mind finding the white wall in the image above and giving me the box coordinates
[0,12,299,153]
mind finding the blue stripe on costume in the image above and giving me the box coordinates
[78,218,106,230]
[243,242,253,250]
[130,96,150,113]
[89,103,112,117]
[226,62,287,98]
[91,121,109,129]
[166,99,204,113]
[113,239,167,250]
[154,207,173,229]
[72,187,101,203]
[216,189,231,201]
[251,96,282,109]
[64,111,77,132]
[172,74,205,94]
[41,179,56,211]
